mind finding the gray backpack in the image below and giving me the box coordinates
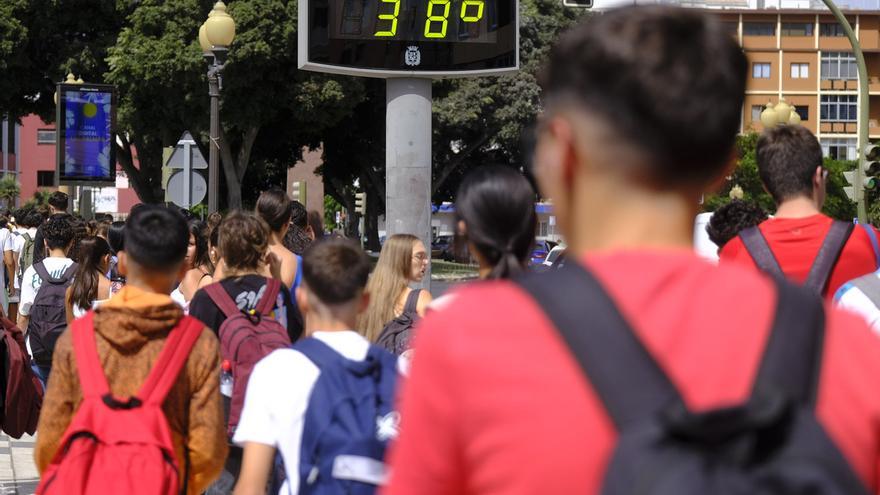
[27,262,78,368]
[375,289,421,355]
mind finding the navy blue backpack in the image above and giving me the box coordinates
[292,337,400,495]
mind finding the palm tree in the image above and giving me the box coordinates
[0,175,20,210]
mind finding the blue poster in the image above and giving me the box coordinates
[62,90,113,181]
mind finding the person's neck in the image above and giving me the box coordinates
[123,275,175,295]
[305,313,357,335]
[564,176,698,254]
[269,231,285,246]
[47,248,67,258]
[773,196,821,219]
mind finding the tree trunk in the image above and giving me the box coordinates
[218,125,260,211]
[115,134,163,204]
[432,132,490,195]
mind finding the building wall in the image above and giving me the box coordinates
[286,146,325,216]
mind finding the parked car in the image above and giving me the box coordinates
[530,240,557,266]
[432,235,455,261]
[543,245,566,268]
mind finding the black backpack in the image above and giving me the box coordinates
[375,289,421,355]
[739,220,853,296]
[27,262,78,368]
[516,262,869,495]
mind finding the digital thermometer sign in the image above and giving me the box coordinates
[299,0,518,76]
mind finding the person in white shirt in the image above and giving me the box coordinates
[834,270,880,332]
[233,239,382,495]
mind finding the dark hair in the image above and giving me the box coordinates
[23,210,44,229]
[757,125,824,203]
[308,210,324,240]
[12,208,28,227]
[94,213,114,223]
[706,200,769,249]
[283,226,313,256]
[48,191,69,211]
[219,212,270,272]
[255,188,292,232]
[290,201,308,229]
[0,216,7,230]
[302,238,371,305]
[66,215,90,263]
[541,6,747,185]
[456,166,536,280]
[43,214,75,251]
[107,221,125,254]
[188,219,212,271]
[124,205,190,270]
[69,236,112,311]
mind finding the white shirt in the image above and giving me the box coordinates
[19,257,75,316]
[693,212,719,263]
[835,272,880,333]
[233,331,371,495]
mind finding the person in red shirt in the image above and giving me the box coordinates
[385,6,880,495]
[719,126,879,298]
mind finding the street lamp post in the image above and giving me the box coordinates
[200,1,235,214]
[759,98,802,128]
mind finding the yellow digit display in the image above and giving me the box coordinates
[374,0,401,36]
[423,0,451,38]
[460,0,484,22]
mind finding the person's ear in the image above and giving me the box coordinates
[306,225,316,241]
[813,166,825,188]
[118,251,128,277]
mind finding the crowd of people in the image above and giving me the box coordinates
[4,4,880,495]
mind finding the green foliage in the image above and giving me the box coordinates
[24,189,50,209]
[324,195,342,229]
[0,175,20,208]
[703,132,857,221]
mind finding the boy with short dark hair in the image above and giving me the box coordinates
[35,205,227,494]
[233,239,393,495]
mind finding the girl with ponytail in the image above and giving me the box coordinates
[454,165,537,280]
[65,236,113,322]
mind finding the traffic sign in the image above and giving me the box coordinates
[165,132,207,170]
[168,170,207,208]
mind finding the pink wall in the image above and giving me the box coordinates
[17,115,140,214]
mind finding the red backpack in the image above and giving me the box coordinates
[204,279,290,437]
[36,312,204,495]
[0,316,43,438]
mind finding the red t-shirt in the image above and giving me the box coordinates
[719,214,878,299]
[385,251,880,495]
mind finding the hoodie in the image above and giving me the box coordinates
[34,285,228,494]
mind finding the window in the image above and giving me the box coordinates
[821,138,857,160]
[790,63,809,79]
[36,171,55,187]
[820,23,845,37]
[751,105,765,122]
[781,23,813,36]
[821,51,857,80]
[820,95,858,122]
[36,129,56,144]
[538,221,549,237]
[794,105,809,121]
[752,62,771,79]
[743,22,775,36]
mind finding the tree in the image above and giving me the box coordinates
[703,132,857,221]
[106,0,362,209]
[0,175,20,208]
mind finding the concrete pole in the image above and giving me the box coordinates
[386,78,432,289]
[208,72,221,213]
[821,0,869,223]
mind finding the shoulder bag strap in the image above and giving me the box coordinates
[850,274,880,307]
[71,311,112,399]
[804,220,854,295]
[739,227,786,280]
[403,289,421,315]
[514,262,684,431]
[256,278,282,316]
[203,283,240,318]
[751,281,825,406]
[293,337,344,371]
[140,316,206,405]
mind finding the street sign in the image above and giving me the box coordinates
[168,170,207,208]
[166,132,208,170]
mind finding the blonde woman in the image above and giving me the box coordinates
[358,234,433,346]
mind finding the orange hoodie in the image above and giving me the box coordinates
[34,285,228,494]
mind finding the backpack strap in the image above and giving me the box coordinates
[293,337,344,370]
[71,312,111,399]
[32,262,51,284]
[860,223,880,268]
[514,262,684,430]
[803,220,854,295]
[32,261,78,285]
[203,283,241,318]
[751,281,825,407]
[256,279,282,316]
[739,227,785,281]
[403,289,421,315]
[138,316,205,406]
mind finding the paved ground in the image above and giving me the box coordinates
[0,434,38,495]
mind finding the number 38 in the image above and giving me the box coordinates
[374,0,485,38]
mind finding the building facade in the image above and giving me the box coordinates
[713,10,880,159]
